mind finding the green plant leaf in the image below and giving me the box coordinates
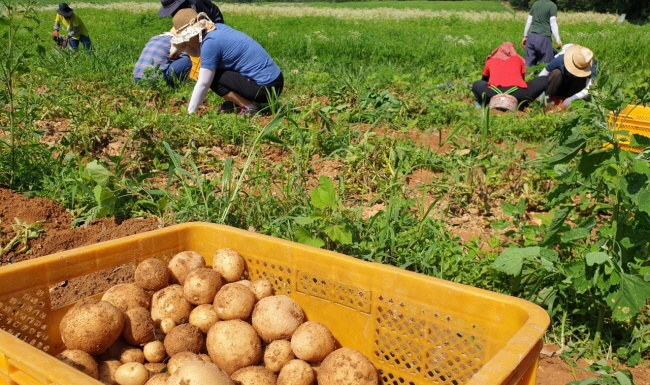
[586,252,610,266]
[490,219,509,230]
[293,216,315,225]
[86,160,113,187]
[541,206,572,246]
[560,227,591,243]
[324,224,352,245]
[492,247,540,276]
[636,187,650,215]
[295,228,325,248]
[606,273,650,321]
[577,150,612,177]
[311,176,336,209]
[549,129,586,165]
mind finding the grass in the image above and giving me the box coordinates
[3,0,650,368]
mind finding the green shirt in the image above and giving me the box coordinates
[529,0,557,37]
[54,13,89,40]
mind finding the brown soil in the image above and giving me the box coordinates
[2,187,650,384]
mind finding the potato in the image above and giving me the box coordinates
[144,373,169,385]
[231,366,277,385]
[168,251,206,284]
[317,348,378,385]
[263,340,294,373]
[277,359,314,385]
[213,283,256,320]
[164,323,204,356]
[250,279,273,301]
[184,268,222,305]
[120,348,145,364]
[115,362,149,385]
[206,320,262,375]
[150,284,192,325]
[252,296,304,343]
[290,321,336,363]
[160,318,176,334]
[143,341,166,363]
[56,349,99,379]
[102,284,151,313]
[143,363,166,375]
[123,307,155,346]
[190,304,219,334]
[98,360,122,385]
[212,248,245,282]
[60,298,124,355]
[135,258,170,291]
[167,351,201,374]
[167,361,234,385]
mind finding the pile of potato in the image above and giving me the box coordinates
[56,248,379,385]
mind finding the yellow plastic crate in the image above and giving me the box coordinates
[607,104,650,152]
[189,56,200,81]
[0,223,549,385]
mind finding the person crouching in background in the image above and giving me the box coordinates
[53,3,92,51]
[471,42,548,111]
[170,9,284,117]
[538,44,596,108]
[133,30,192,87]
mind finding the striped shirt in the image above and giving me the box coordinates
[133,34,174,80]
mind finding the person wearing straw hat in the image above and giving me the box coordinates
[471,42,548,111]
[538,44,596,108]
[53,3,92,51]
[170,9,284,117]
[159,0,224,24]
[133,30,192,87]
[521,0,562,67]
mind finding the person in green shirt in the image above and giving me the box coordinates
[53,3,92,51]
[521,0,562,67]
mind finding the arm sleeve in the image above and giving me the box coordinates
[187,67,215,114]
[550,16,561,43]
[523,15,533,37]
[54,22,60,30]
[68,27,78,38]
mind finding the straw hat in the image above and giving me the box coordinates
[171,10,214,45]
[563,45,593,77]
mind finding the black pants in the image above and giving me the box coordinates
[472,77,548,108]
[210,71,284,104]
[545,69,588,98]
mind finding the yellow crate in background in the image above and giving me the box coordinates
[608,104,650,152]
[0,223,549,385]
[189,56,200,81]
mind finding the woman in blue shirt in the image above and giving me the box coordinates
[171,9,284,116]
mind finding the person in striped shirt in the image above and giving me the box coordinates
[133,31,192,86]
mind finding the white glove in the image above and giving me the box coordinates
[562,96,577,108]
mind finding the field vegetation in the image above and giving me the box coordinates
[2,0,650,380]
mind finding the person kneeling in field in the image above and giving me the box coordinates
[52,3,92,51]
[170,9,284,117]
[471,42,548,112]
[538,44,596,109]
[133,30,192,87]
